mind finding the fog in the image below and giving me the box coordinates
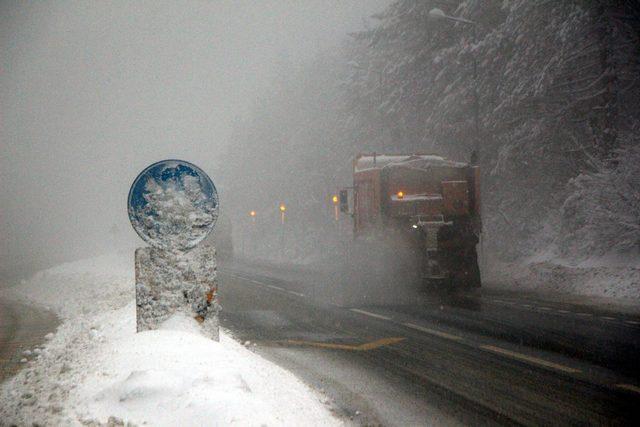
[4,0,637,295]
[0,0,390,281]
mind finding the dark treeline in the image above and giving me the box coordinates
[221,0,640,265]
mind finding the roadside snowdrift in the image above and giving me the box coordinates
[0,253,340,426]
[487,252,640,301]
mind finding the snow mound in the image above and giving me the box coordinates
[1,254,340,426]
[488,257,640,301]
[78,310,332,426]
[9,253,133,318]
[157,312,203,334]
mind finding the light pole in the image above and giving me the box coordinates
[428,8,479,165]
[429,7,485,274]
[279,204,286,225]
[249,210,256,256]
[279,204,286,259]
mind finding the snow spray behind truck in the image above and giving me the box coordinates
[339,153,482,290]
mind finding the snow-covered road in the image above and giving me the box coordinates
[217,259,640,425]
[0,298,58,383]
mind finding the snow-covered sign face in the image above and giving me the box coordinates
[128,160,219,251]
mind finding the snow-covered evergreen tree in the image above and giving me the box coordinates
[561,130,640,258]
[343,0,640,259]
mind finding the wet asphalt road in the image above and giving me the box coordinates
[218,261,640,426]
[0,298,58,383]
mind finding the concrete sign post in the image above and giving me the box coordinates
[128,160,220,340]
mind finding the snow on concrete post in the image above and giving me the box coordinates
[128,160,221,340]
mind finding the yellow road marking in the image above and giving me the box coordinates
[403,323,463,342]
[358,337,405,350]
[616,384,640,394]
[283,337,405,351]
[349,309,391,321]
[480,345,581,374]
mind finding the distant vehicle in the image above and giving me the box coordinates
[339,153,481,289]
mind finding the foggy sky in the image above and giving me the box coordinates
[0,0,390,281]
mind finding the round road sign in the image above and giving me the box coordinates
[128,159,219,251]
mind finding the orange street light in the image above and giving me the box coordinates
[250,210,256,217]
[332,195,339,205]
[397,191,404,199]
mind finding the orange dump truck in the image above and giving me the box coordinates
[339,153,481,289]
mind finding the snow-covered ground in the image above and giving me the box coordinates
[0,253,341,426]
[486,249,640,302]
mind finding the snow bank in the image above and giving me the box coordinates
[487,252,640,301]
[0,254,340,426]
